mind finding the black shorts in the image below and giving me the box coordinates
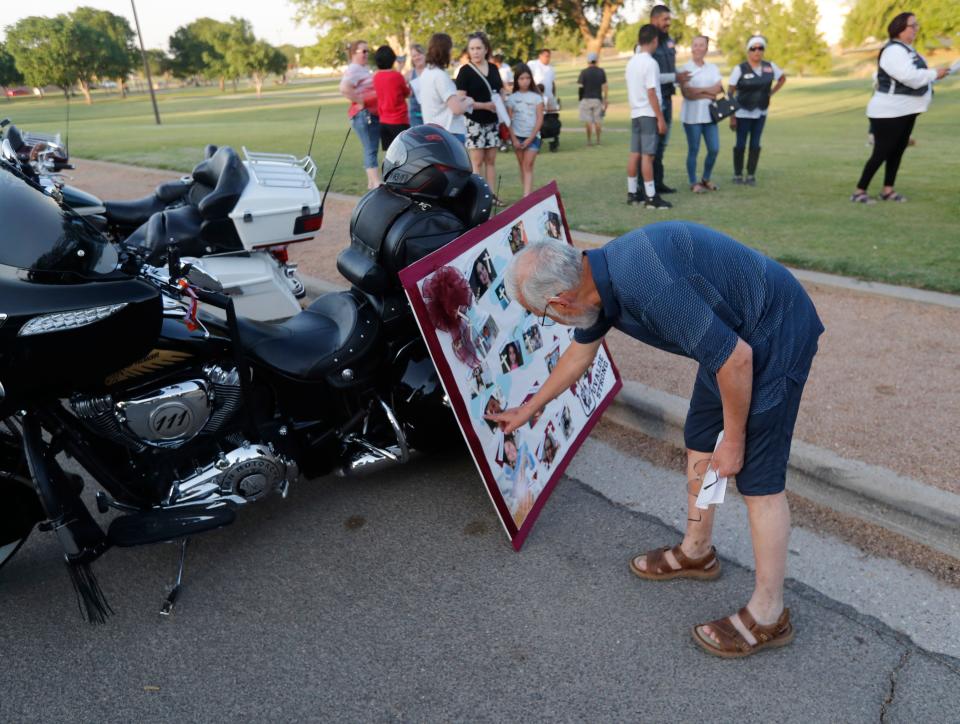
[380,123,409,151]
[683,352,816,496]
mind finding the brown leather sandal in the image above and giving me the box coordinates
[692,607,794,658]
[629,544,722,581]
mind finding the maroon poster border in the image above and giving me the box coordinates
[399,182,622,550]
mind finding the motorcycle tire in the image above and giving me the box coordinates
[0,472,43,572]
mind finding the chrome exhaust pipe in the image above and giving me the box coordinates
[337,445,407,476]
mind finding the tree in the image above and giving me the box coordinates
[0,43,24,100]
[719,0,830,75]
[292,0,538,67]
[70,7,136,96]
[547,0,625,55]
[6,16,78,101]
[168,18,232,88]
[222,28,288,97]
[843,0,960,50]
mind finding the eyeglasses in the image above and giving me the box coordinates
[748,46,764,52]
[539,298,558,327]
[906,22,919,29]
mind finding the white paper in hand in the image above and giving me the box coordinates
[695,431,727,510]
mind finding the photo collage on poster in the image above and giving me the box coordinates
[416,194,617,531]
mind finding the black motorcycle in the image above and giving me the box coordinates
[0,126,491,621]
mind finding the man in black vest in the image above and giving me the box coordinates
[649,5,689,195]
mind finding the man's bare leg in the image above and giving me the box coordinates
[634,450,715,572]
[697,491,790,646]
[585,123,593,145]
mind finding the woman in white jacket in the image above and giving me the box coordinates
[850,12,948,203]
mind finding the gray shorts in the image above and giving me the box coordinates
[630,116,659,155]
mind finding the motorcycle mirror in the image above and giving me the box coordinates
[1,138,18,164]
[183,258,224,292]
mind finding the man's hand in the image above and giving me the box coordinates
[657,116,667,135]
[676,70,691,83]
[485,406,532,434]
[729,116,737,131]
[936,67,949,80]
[710,435,745,478]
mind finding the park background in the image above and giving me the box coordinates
[0,0,957,292]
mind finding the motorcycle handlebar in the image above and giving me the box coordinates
[192,287,232,309]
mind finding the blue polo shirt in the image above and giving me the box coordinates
[574,222,823,413]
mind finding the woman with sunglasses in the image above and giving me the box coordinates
[339,40,381,189]
[728,35,786,185]
[851,13,948,203]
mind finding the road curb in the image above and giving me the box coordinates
[604,380,960,560]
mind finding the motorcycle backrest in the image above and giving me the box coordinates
[154,180,191,204]
[191,146,249,220]
[204,144,219,159]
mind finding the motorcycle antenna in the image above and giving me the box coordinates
[64,94,70,156]
[320,127,351,211]
[305,106,322,159]
[493,174,503,217]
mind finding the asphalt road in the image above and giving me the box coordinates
[1,441,958,722]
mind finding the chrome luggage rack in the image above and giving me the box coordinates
[241,147,318,188]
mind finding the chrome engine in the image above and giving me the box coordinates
[71,364,242,451]
[167,443,299,505]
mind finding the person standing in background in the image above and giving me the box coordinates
[418,33,473,144]
[456,31,505,203]
[625,25,672,210]
[728,35,786,186]
[493,53,513,93]
[339,40,381,189]
[650,5,690,195]
[406,43,426,126]
[506,63,544,197]
[850,12,948,203]
[372,45,410,151]
[679,35,723,193]
[528,49,558,111]
[578,52,608,146]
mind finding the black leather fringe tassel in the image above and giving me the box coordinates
[67,560,114,624]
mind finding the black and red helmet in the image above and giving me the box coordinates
[382,125,473,201]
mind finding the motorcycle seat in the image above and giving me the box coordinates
[236,291,381,384]
[127,205,206,261]
[105,195,168,228]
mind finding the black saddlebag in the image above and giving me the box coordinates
[337,186,465,295]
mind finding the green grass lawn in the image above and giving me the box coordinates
[7,61,960,292]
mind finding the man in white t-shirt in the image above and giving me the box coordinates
[625,25,670,210]
[493,53,513,93]
[528,49,558,111]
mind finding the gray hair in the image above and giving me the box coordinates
[505,240,582,312]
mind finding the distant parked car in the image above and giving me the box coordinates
[4,87,31,97]
[100,80,118,89]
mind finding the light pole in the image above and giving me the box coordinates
[130,0,161,125]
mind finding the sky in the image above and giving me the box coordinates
[5,0,849,50]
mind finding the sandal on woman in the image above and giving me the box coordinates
[692,606,794,659]
[629,544,721,581]
[880,191,907,202]
[850,191,875,204]
[700,178,719,191]
[690,183,707,194]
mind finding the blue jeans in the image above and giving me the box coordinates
[350,109,380,169]
[734,114,766,151]
[683,122,719,185]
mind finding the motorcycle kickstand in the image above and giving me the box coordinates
[160,537,189,617]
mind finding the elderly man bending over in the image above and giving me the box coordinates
[486,221,823,658]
